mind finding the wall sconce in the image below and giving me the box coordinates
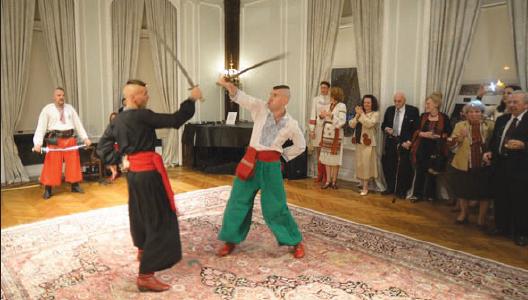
[223,60,240,86]
[487,79,505,92]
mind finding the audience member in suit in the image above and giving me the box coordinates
[483,90,528,246]
[380,91,419,198]
[447,100,494,229]
[349,95,380,196]
[410,92,452,202]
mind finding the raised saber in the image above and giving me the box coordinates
[148,29,202,99]
[233,52,288,78]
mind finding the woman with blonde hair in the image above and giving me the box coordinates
[410,92,452,202]
[448,100,494,228]
[349,95,380,195]
[319,87,347,189]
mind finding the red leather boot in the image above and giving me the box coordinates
[217,242,236,257]
[293,242,305,259]
[137,273,171,292]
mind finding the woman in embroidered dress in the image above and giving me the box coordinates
[349,95,380,196]
[319,87,347,189]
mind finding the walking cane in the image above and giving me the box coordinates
[392,145,401,204]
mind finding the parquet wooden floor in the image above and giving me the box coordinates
[1,167,527,269]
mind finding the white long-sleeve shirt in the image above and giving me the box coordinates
[33,103,89,146]
[231,90,306,161]
[308,95,330,132]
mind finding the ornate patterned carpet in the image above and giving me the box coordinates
[1,186,527,299]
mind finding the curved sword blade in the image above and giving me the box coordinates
[234,52,288,78]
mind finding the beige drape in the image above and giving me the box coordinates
[145,0,180,165]
[37,0,79,110]
[507,0,527,91]
[111,0,144,111]
[1,0,35,183]
[426,0,481,114]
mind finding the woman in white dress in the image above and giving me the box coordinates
[349,95,380,195]
[319,87,347,189]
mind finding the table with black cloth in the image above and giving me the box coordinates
[181,122,307,179]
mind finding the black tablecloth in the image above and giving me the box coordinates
[182,122,253,147]
[182,122,307,179]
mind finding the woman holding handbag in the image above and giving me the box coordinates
[349,95,380,196]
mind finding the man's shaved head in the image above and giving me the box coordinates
[123,79,149,109]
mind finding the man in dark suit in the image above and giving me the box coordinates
[484,90,528,246]
[381,92,420,198]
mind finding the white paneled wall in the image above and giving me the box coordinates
[197,1,225,122]
[239,0,307,125]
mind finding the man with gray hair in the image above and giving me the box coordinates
[484,90,528,246]
[216,75,306,259]
[380,91,419,198]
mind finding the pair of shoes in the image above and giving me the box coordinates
[217,242,236,257]
[409,196,422,203]
[42,186,52,199]
[71,183,84,193]
[514,236,528,247]
[331,182,338,190]
[293,242,305,259]
[381,190,394,195]
[137,273,171,292]
[360,190,368,196]
[321,182,331,189]
[137,249,144,261]
[455,217,469,225]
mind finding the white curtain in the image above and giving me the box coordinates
[426,0,481,114]
[37,0,79,110]
[351,0,383,101]
[0,0,35,184]
[351,0,385,191]
[145,0,179,165]
[507,0,527,91]
[111,0,144,111]
[305,0,344,176]
[306,0,344,116]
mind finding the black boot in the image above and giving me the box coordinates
[43,186,52,199]
[71,183,84,193]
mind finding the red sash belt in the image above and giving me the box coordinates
[236,147,281,180]
[128,151,175,212]
[256,150,281,162]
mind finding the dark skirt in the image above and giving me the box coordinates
[127,170,182,274]
[448,165,491,200]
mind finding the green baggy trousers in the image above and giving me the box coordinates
[218,160,302,246]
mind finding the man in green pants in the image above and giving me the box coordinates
[216,76,306,259]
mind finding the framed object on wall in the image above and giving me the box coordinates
[331,68,360,137]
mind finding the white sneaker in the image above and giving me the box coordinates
[360,190,368,196]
